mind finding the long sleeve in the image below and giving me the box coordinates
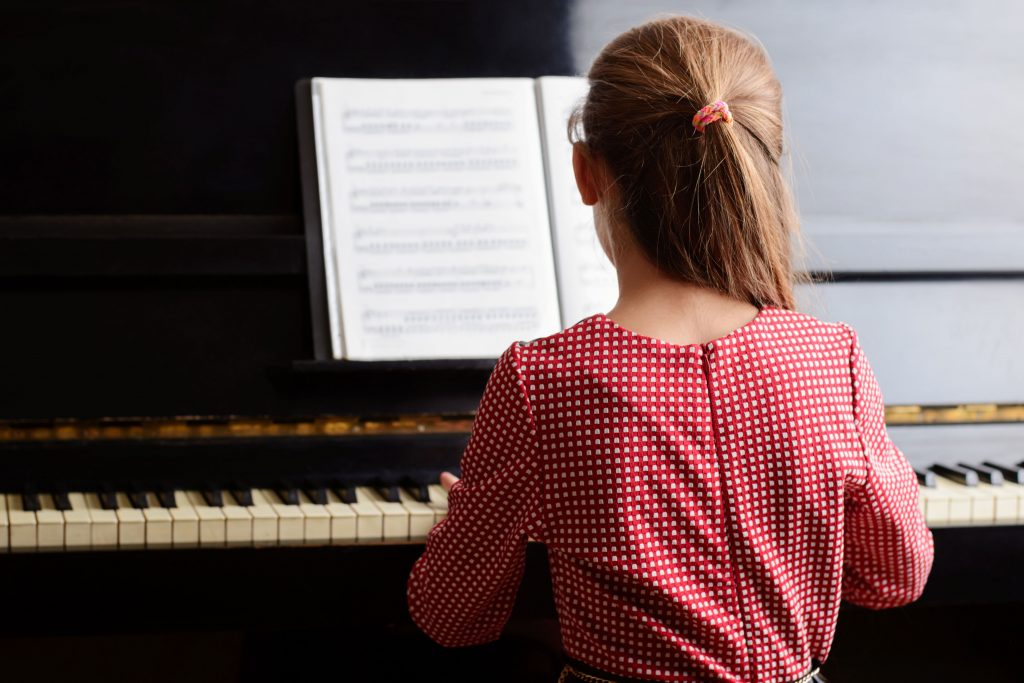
[406,342,545,647]
[840,324,935,608]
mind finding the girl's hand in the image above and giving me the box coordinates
[439,471,460,493]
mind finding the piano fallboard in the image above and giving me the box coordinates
[0,526,1014,640]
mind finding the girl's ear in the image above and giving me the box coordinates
[572,142,601,206]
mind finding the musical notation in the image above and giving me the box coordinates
[361,308,540,341]
[536,77,619,324]
[356,264,536,295]
[341,106,515,134]
[353,224,529,255]
[313,77,561,360]
[344,146,520,174]
[348,184,526,214]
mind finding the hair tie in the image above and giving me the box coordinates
[692,100,733,133]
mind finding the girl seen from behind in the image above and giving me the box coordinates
[408,14,934,683]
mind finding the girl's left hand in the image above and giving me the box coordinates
[439,471,459,493]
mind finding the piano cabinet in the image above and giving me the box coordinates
[0,527,1021,683]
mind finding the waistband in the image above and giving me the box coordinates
[558,655,824,683]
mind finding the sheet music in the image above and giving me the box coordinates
[536,76,618,327]
[310,84,345,359]
[313,78,561,360]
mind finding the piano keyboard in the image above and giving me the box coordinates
[0,484,450,553]
[916,461,1024,527]
[2,461,1023,552]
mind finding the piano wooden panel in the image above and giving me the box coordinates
[799,221,1024,274]
[795,280,1024,405]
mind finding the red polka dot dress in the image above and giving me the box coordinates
[407,305,934,682]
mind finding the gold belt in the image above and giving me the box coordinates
[557,663,821,683]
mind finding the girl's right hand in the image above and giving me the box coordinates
[439,471,459,493]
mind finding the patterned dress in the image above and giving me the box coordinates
[407,305,934,682]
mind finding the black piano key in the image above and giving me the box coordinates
[380,485,401,503]
[127,491,149,509]
[414,483,431,503]
[231,489,254,506]
[156,490,177,508]
[930,464,979,487]
[987,461,1024,484]
[914,468,936,488]
[50,482,72,511]
[333,486,358,504]
[21,492,41,512]
[276,488,300,506]
[98,490,119,510]
[305,488,328,505]
[957,462,1004,486]
[202,490,224,507]
[125,483,148,509]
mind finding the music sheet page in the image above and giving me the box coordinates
[536,76,618,328]
[313,77,562,360]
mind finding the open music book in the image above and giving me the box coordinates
[298,76,618,361]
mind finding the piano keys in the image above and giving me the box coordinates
[916,462,1024,527]
[890,421,1024,528]
[0,484,450,552]
[6,458,1024,553]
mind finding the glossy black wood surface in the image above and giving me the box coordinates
[0,527,1020,682]
[0,0,572,420]
[0,527,1012,636]
[1,0,574,215]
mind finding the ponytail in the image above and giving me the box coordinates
[568,15,816,310]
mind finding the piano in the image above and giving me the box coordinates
[2,2,1022,682]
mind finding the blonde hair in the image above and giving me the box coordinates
[569,15,815,310]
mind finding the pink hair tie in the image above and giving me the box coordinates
[692,100,733,133]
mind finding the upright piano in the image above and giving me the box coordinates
[2,2,1022,682]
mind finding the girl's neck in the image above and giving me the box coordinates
[605,243,761,347]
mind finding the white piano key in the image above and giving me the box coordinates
[115,493,146,549]
[396,488,436,540]
[990,481,1024,524]
[63,492,93,550]
[36,494,65,551]
[242,489,279,547]
[296,492,331,546]
[931,477,979,525]
[945,476,1000,525]
[82,493,118,550]
[964,481,1008,525]
[324,490,357,544]
[356,487,409,541]
[918,484,950,526]
[6,494,36,552]
[169,491,200,548]
[254,489,303,545]
[347,488,384,543]
[140,494,173,549]
[185,491,227,547]
[0,494,9,552]
[219,492,253,547]
[426,484,449,525]
[967,487,996,525]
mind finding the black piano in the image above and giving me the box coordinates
[2,2,1023,682]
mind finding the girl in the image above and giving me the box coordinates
[407,14,933,683]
